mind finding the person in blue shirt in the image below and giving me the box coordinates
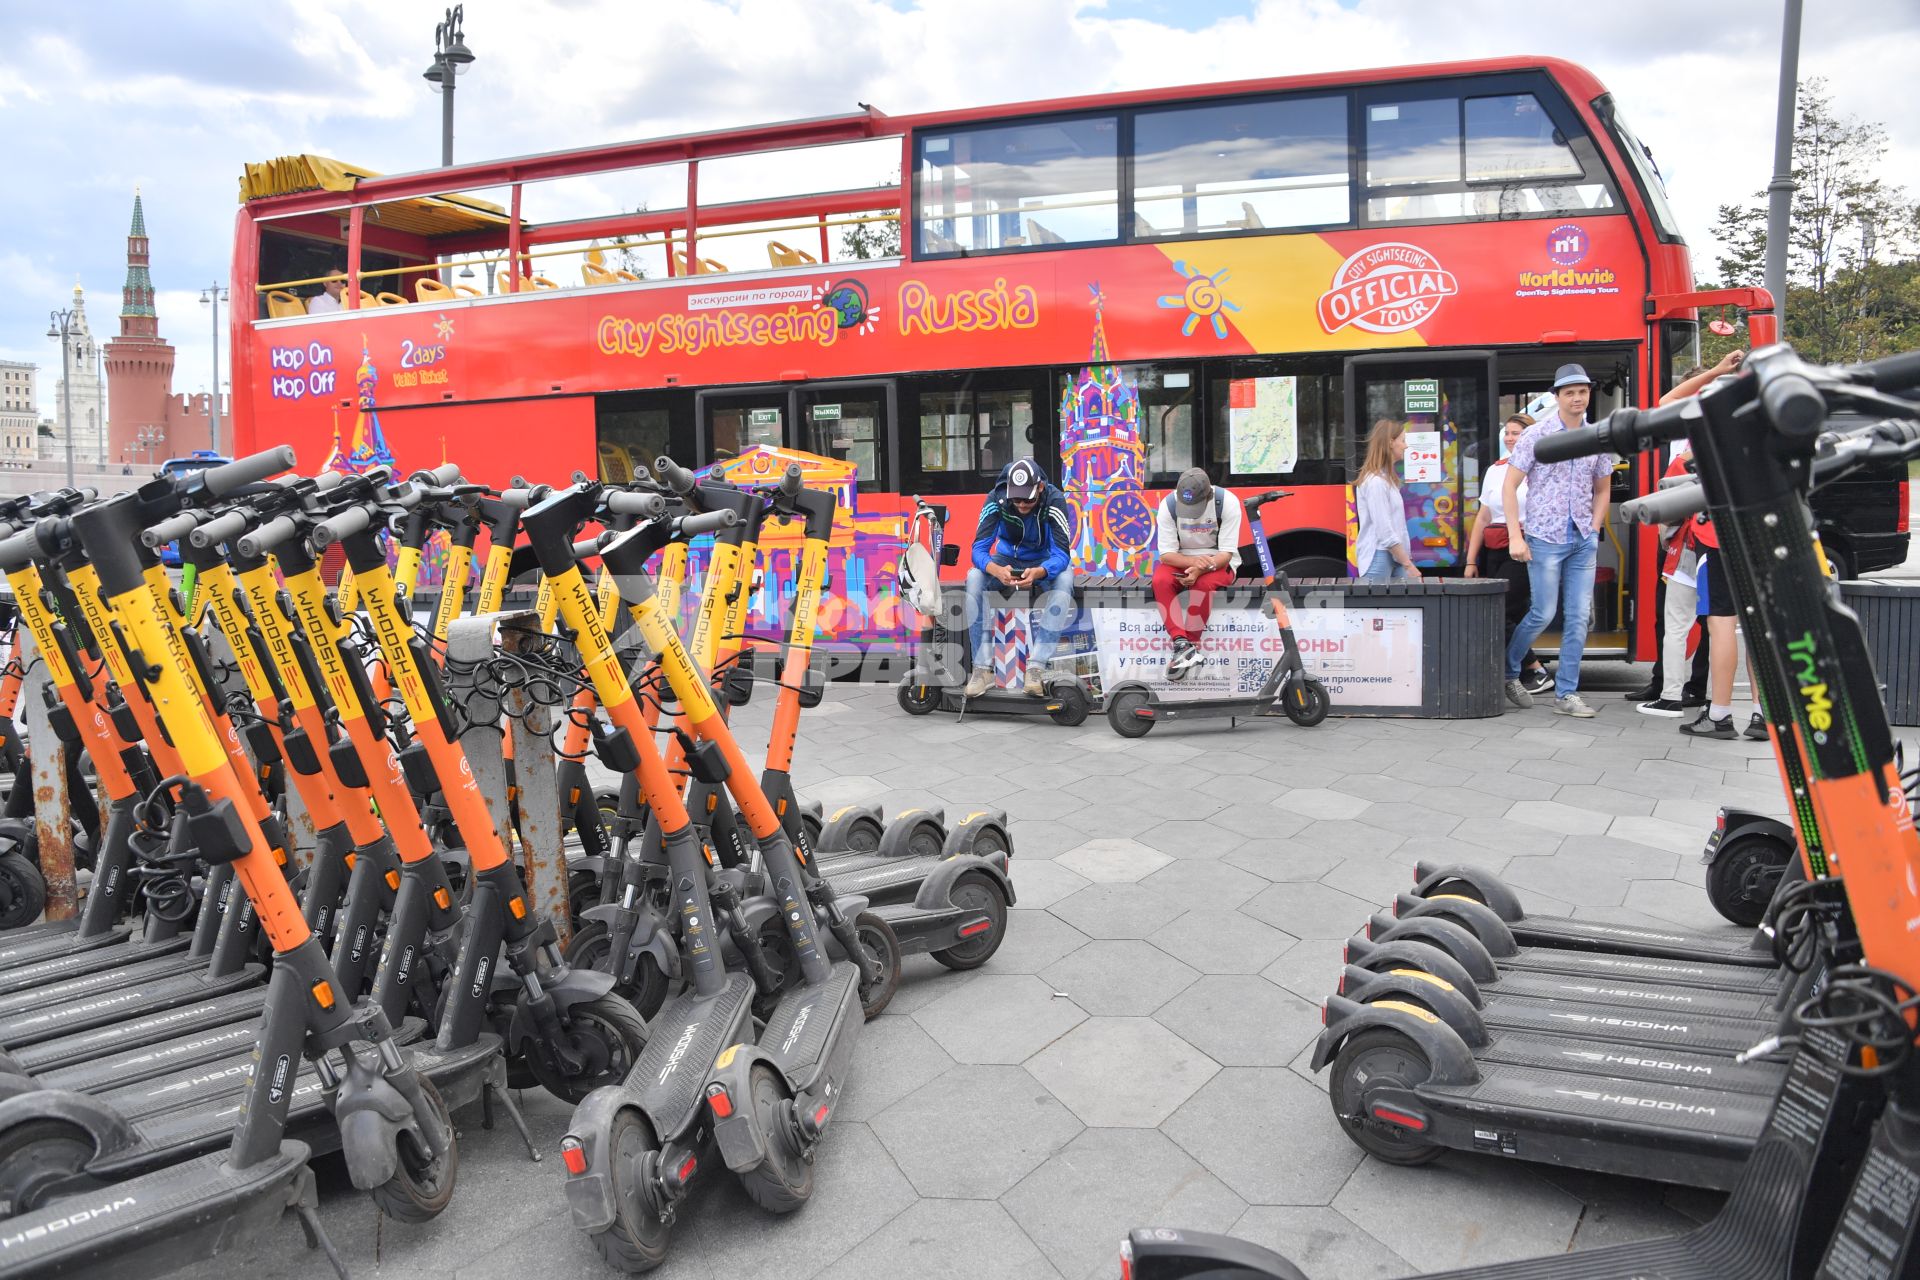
[963,457,1076,698]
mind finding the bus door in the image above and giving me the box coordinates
[698,388,789,467]
[1342,351,1496,571]
[794,380,897,494]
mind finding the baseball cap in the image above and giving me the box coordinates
[1173,467,1214,517]
[1005,458,1043,501]
[1551,363,1592,390]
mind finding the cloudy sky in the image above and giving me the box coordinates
[1,0,1914,423]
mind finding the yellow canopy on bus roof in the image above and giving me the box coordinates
[238,155,513,236]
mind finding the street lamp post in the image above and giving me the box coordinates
[422,6,476,168]
[45,309,75,488]
[199,282,227,455]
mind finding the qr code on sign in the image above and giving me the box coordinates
[1236,665,1267,694]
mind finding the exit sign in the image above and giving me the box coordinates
[1404,380,1440,414]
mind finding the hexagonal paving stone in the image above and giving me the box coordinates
[825,1198,1062,1280]
[1138,859,1267,913]
[1002,1128,1246,1279]
[1240,881,1378,939]
[1148,908,1296,975]
[1274,788,1373,820]
[1607,814,1711,856]
[1318,855,1418,906]
[1040,940,1200,1016]
[1333,1154,1584,1268]
[1138,819,1248,860]
[1051,883,1194,940]
[1504,799,1617,836]
[1356,801,1462,839]
[1028,1016,1220,1127]
[1163,1067,1364,1204]
[1622,877,1740,933]
[1553,783,1657,818]
[1229,1206,1412,1279]
[837,1010,958,1123]
[913,974,1087,1064]
[1261,936,1350,1000]
[1056,837,1174,883]
[1222,837,1343,882]
[1013,819,1105,858]
[982,909,1091,975]
[870,1064,1083,1198]
[1289,819,1406,860]
[1498,854,1634,907]
[1011,857,1092,910]
[1154,974,1324,1066]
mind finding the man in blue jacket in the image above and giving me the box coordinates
[964,457,1076,698]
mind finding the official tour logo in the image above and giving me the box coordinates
[1315,242,1458,335]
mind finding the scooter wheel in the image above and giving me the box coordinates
[0,1118,97,1213]
[568,868,602,923]
[1329,1027,1443,1166]
[592,1109,673,1272]
[369,1076,459,1224]
[563,921,672,1021]
[1047,681,1090,727]
[1283,677,1331,728]
[802,809,824,850]
[932,869,1009,971]
[854,911,902,1020]
[878,812,946,861]
[1106,689,1155,739]
[739,1065,814,1214]
[0,853,46,931]
[1707,833,1794,928]
[897,681,940,716]
[821,808,884,855]
[528,993,650,1105]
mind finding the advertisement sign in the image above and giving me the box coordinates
[1092,603,1423,707]
[1227,376,1298,474]
[1403,431,1443,484]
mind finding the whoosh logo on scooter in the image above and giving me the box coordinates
[471,954,492,1000]
[0,1197,139,1249]
[267,1053,292,1105]
[1555,1087,1717,1117]
[658,1022,701,1086]
[1786,632,1833,732]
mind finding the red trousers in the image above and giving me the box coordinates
[1152,563,1235,642]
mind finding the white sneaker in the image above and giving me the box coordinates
[1555,694,1598,718]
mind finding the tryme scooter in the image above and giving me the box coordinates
[1104,489,1329,737]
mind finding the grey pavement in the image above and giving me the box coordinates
[178,666,1790,1280]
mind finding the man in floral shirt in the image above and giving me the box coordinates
[1501,363,1613,716]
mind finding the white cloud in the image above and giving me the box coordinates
[1,0,1915,422]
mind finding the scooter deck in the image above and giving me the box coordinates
[38,1017,270,1093]
[758,961,863,1092]
[1503,914,1775,968]
[630,973,758,1132]
[0,922,129,969]
[1467,969,1784,1024]
[1466,995,1779,1056]
[1400,1058,1772,1190]
[0,965,264,1048]
[822,847,1009,905]
[1486,944,1783,993]
[0,944,206,1014]
[0,934,191,997]
[8,988,269,1075]
[1473,1030,1788,1097]
[0,1143,310,1280]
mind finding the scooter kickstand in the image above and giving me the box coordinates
[485,1075,543,1162]
[290,1168,352,1280]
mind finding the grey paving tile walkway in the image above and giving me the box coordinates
[179,670,1786,1279]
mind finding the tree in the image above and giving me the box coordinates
[841,175,902,260]
[612,203,651,279]
[1705,79,1920,363]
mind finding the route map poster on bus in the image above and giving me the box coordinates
[1227,376,1298,474]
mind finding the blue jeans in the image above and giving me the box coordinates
[1506,533,1597,697]
[965,564,1076,672]
[1358,550,1408,583]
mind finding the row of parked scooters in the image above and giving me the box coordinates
[1124,344,1920,1278]
[0,448,1015,1277]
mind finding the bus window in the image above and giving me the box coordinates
[705,394,786,464]
[799,388,889,492]
[598,390,690,483]
[905,374,1044,491]
[1131,95,1349,237]
[1206,361,1342,485]
[916,116,1120,255]
[1055,363,1195,486]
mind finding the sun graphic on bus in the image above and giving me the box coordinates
[1156,261,1240,339]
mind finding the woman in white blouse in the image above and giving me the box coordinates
[1467,413,1550,692]
[1354,419,1419,582]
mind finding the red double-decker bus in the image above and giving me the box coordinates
[229,55,1772,657]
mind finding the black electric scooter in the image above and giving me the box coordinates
[894,496,1096,726]
[1104,490,1328,737]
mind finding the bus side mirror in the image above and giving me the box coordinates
[941,544,960,567]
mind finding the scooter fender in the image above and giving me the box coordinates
[1409,862,1526,922]
[1343,935,1484,1007]
[1335,966,1488,1046]
[1309,993,1478,1083]
[914,853,1015,912]
[507,965,619,1059]
[579,904,681,982]
[0,1072,40,1103]
[0,1091,132,1157]
[1365,914,1499,984]
[1706,810,1795,864]
[1391,893,1519,958]
[559,1085,636,1232]
[333,1053,429,1192]
[705,1043,778,1175]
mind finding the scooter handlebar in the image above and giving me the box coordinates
[654,456,697,494]
[237,514,302,558]
[1620,484,1707,525]
[778,463,803,497]
[141,510,203,548]
[188,509,250,550]
[603,489,667,519]
[202,447,297,499]
[1850,348,1920,395]
[308,504,375,550]
[675,509,738,538]
[0,529,40,573]
[410,463,463,488]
